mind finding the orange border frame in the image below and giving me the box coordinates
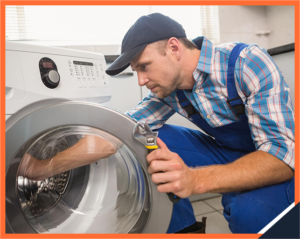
[0,1,299,239]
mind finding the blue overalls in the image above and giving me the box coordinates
[158,44,295,233]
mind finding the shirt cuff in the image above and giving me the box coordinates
[258,142,295,170]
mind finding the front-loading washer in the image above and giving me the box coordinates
[5,42,173,233]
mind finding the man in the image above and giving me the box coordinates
[106,13,295,234]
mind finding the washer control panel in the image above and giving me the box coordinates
[6,42,111,115]
[68,60,106,89]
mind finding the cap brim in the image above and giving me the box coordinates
[105,44,147,76]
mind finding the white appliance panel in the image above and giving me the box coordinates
[6,51,26,101]
[6,42,112,116]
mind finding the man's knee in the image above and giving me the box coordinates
[156,124,187,142]
[222,179,294,233]
[222,192,280,233]
[157,124,214,152]
[156,124,195,150]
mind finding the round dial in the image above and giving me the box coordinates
[43,70,60,89]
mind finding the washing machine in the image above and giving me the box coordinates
[5,42,172,233]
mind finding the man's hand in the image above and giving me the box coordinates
[147,137,196,198]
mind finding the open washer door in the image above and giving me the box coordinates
[6,101,173,234]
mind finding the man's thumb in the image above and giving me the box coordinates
[157,137,169,150]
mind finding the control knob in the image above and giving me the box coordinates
[42,70,60,89]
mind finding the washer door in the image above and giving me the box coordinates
[6,101,172,234]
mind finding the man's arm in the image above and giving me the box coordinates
[193,150,294,194]
[147,139,293,198]
[18,135,117,181]
[237,45,295,170]
[125,92,175,129]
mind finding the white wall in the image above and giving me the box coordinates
[219,6,268,48]
[266,6,295,49]
[40,5,295,52]
[218,6,295,49]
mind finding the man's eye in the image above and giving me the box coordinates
[141,64,147,70]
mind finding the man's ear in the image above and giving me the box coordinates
[168,37,181,60]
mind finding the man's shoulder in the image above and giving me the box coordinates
[215,42,266,56]
[213,42,269,65]
[214,42,241,56]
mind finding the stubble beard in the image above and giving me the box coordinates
[157,84,177,99]
[156,69,180,99]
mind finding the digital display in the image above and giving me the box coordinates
[42,62,53,68]
[73,61,93,66]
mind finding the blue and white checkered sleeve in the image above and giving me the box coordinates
[236,45,295,169]
[125,93,175,130]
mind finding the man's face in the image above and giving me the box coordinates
[130,43,181,99]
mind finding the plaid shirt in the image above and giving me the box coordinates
[126,36,295,169]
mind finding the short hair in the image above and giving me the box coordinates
[151,37,197,55]
[178,37,198,50]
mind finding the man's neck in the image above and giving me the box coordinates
[177,48,201,90]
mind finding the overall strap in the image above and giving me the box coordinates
[176,90,197,117]
[227,43,248,115]
[177,43,248,118]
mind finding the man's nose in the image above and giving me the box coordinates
[137,72,149,86]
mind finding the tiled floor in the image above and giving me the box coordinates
[191,195,232,234]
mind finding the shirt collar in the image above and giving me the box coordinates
[192,36,214,75]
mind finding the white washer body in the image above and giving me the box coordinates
[5,42,172,234]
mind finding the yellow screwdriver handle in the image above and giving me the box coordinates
[145,145,159,150]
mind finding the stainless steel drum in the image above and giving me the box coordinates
[6,101,173,233]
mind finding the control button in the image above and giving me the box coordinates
[78,80,82,88]
[82,81,86,88]
[48,70,60,83]
[207,115,211,119]
[195,89,199,93]
[42,70,60,89]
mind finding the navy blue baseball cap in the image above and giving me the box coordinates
[106,13,186,76]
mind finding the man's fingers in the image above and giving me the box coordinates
[148,160,182,174]
[151,171,181,184]
[157,137,169,150]
[147,149,175,164]
[156,182,183,195]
